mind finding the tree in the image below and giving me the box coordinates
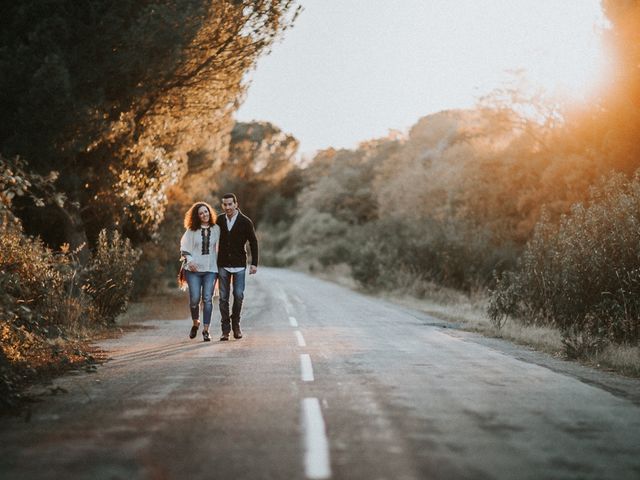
[213,121,300,224]
[0,0,300,250]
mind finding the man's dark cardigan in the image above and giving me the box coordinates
[216,211,259,268]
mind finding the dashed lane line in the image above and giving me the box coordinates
[302,397,332,479]
[290,309,331,478]
[300,354,314,382]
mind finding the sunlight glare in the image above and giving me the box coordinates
[237,0,613,154]
[517,4,611,101]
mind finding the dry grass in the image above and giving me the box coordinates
[1,287,188,414]
[304,269,639,378]
[306,262,359,290]
[489,321,564,355]
[590,344,640,377]
[0,329,104,414]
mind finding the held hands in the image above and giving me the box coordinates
[249,265,258,275]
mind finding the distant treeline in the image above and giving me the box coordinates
[233,1,640,349]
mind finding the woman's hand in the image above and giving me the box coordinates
[187,262,198,272]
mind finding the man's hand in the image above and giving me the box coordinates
[249,265,258,275]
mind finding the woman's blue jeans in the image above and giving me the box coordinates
[185,271,217,326]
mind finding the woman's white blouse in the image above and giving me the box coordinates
[180,225,220,273]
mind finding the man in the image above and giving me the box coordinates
[216,193,258,341]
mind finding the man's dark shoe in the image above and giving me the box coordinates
[233,329,243,339]
[202,330,211,342]
[219,333,229,341]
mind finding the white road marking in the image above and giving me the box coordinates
[300,354,314,382]
[289,316,299,327]
[283,296,295,315]
[295,330,307,347]
[302,397,331,479]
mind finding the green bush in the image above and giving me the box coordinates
[347,216,515,292]
[0,215,91,409]
[489,172,640,345]
[83,230,141,323]
[0,217,82,331]
[0,219,143,409]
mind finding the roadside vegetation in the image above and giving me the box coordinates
[1,160,139,409]
[251,1,640,377]
[2,0,639,411]
[0,0,300,412]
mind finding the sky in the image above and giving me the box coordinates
[236,0,609,158]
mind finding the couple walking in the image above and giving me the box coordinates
[179,193,258,342]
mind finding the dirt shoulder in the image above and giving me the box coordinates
[0,289,186,417]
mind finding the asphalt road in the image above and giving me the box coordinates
[1,267,640,480]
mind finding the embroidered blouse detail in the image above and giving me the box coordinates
[201,227,211,255]
[179,225,220,273]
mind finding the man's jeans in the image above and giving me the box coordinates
[218,268,246,334]
[185,271,217,326]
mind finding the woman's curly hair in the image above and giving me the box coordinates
[184,202,217,230]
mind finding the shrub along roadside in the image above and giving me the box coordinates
[84,230,141,323]
[489,172,640,355]
[346,216,517,292]
[271,213,518,293]
[0,218,139,413]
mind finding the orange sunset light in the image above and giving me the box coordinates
[239,0,612,155]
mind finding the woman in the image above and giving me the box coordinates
[180,201,220,341]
